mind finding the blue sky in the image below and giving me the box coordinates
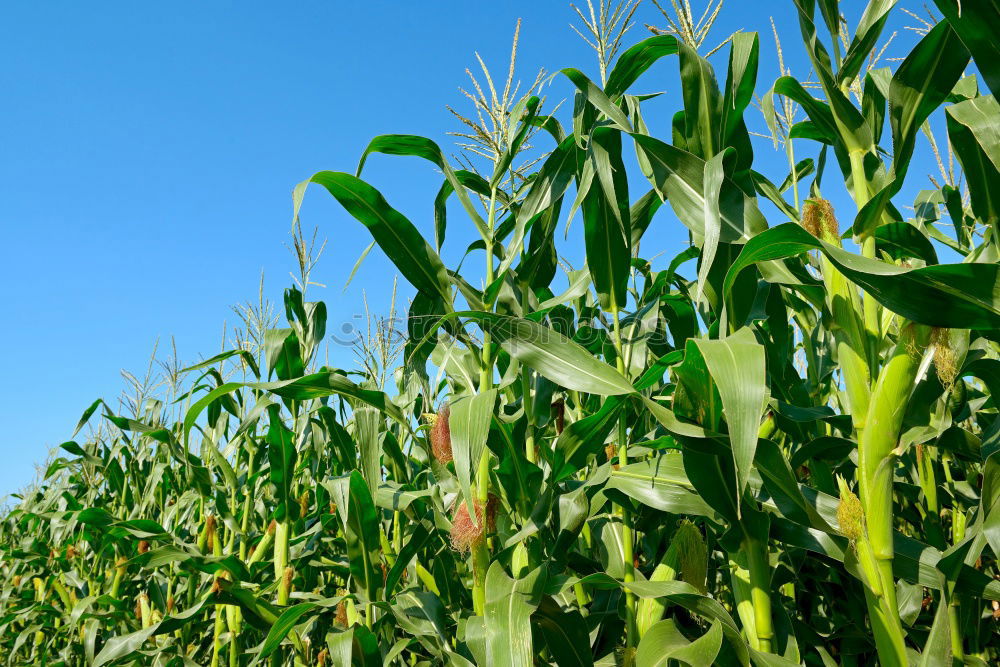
[0,1,938,497]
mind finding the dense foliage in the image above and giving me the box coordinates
[4,0,1000,664]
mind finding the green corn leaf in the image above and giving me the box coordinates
[182,348,261,380]
[934,0,1000,98]
[678,41,722,159]
[263,328,303,381]
[417,311,634,395]
[874,222,938,264]
[351,406,383,496]
[293,171,453,306]
[560,68,632,131]
[492,96,540,188]
[850,19,971,238]
[584,128,631,313]
[183,371,405,449]
[356,133,488,238]
[384,518,435,595]
[531,596,594,667]
[258,602,319,659]
[607,456,720,520]
[722,32,760,149]
[632,133,767,242]
[946,95,1000,235]
[724,222,1000,329]
[605,35,678,99]
[432,169,494,251]
[635,619,724,667]
[72,398,105,437]
[484,562,545,667]
[620,579,749,664]
[265,404,297,522]
[863,68,890,146]
[918,591,954,666]
[750,170,799,221]
[390,590,453,649]
[792,0,876,155]
[629,188,662,247]
[553,396,624,481]
[130,545,250,581]
[325,625,381,667]
[887,20,970,188]
[93,594,213,665]
[323,471,381,599]
[529,114,567,144]
[837,0,897,86]
[773,77,837,143]
[695,150,729,305]
[688,328,768,511]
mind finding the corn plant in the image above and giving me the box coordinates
[3,0,1000,665]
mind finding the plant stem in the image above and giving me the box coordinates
[238,454,255,562]
[274,519,290,604]
[812,203,871,429]
[848,150,880,350]
[472,187,499,615]
[211,517,225,667]
[857,322,930,666]
[730,556,758,650]
[479,188,498,391]
[916,444,946,548]
[787,137,799,213]
[612,309,636,646]
[745,537,774,653]
[521,285,536,464]
[948,480,966,662]
[860,235,880,343]
[948,587,964,662]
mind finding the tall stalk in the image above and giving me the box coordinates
[857,323,931,666]
[611,309,636,647]
[471,187,499,616]
[273,520,291,605]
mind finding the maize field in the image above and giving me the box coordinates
[3,0,1000,664]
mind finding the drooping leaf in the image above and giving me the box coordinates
[887,20,969,188]
[561,68,632,131]
[420,312,635,396]
[293,171,453,306]
[605,35,679,99]
[946,95,1000,235]
[677,41,722,160]
[724,222,1000,329]
[356,133,488,237]
[635,619,724,667]
[632,133,768,242]
[934,0,1000,99]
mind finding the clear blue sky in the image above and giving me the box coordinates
[0,1,934,497]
